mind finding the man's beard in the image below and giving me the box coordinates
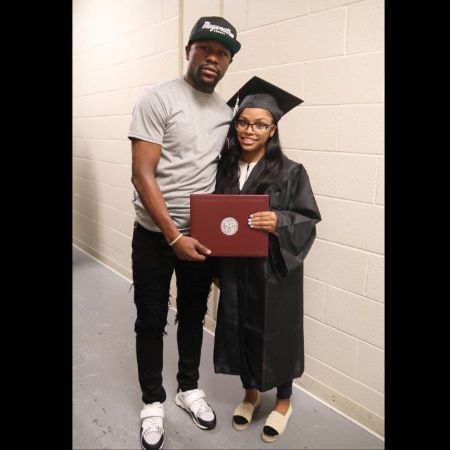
[195,65,222,88]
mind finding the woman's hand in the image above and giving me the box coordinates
[248,211,278,234]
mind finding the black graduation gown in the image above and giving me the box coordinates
[213,155,321,391]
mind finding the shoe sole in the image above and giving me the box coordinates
[174,394,215,430]
[140,435,164,450]
[262,432,279,443]
[232,420,249,431]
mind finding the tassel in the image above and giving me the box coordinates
[232,93,240,117]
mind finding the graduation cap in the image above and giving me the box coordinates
[226,76,303,121]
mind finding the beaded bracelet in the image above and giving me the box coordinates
[168,233,183,247]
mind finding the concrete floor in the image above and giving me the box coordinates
[73,245,384,450]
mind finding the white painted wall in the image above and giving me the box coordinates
[73,0,179,278]
[73,0,384,437]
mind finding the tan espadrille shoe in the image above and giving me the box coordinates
[232,391,262,431]
[261,403,293,442]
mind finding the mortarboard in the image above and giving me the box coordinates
[227,76,303,121]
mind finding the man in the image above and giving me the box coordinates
[127,16,241,450]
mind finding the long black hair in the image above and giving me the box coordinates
[215,109,284,194]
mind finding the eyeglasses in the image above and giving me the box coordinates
[234,119,274,133]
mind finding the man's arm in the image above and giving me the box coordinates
[131,138,211,261]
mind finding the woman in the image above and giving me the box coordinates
[213,77,321,443]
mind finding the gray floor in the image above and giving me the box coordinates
[73,246,384,450]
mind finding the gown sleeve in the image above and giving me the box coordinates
[270,164,321,277]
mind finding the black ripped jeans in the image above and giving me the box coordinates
[132,222,215,404]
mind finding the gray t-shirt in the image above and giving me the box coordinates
[128,77,232,233]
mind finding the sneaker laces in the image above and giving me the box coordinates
[142,417,163,440]
[190,397,212,416]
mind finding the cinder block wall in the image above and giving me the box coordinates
[73,0,180,278]
[73,0,384,437]
[187,0,385,436]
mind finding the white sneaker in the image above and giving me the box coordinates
[140,402,164,450]
[174,388,216,430]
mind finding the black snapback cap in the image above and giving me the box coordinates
[188,16,241,55]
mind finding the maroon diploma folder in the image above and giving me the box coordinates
[190,194,269,257]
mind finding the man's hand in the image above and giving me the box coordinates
[171,235,211,261]
[248,211,278,234]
